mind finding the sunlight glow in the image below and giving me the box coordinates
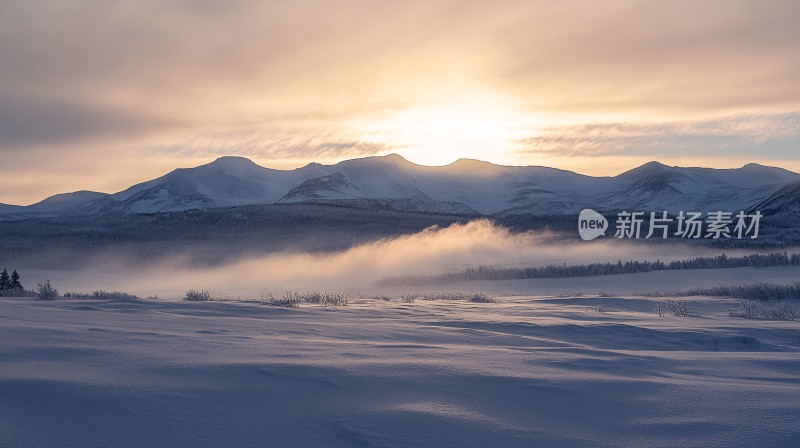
[357,97,545,166]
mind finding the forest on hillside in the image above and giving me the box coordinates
[2,203,798,270]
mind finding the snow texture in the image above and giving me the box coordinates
[1,291,799,447]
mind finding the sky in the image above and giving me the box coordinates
[1,0,799,204]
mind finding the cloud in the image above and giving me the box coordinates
[518,112,800,159]
[494,0,800,114]
[153,131,393,160]
[1,0,800,201]
[3,0,799,123]
[0,91,172,147]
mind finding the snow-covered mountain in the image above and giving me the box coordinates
[2,155,799,218]
[748,179,800,216]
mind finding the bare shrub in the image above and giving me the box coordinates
[759,305,782,319]
[63,292,91,299]
[399,294,416,303]
[656,299,689,317]
[320,292,348,306]
[277,291,348,307]
[419,291,495,303]
[300,292,322,304]
[355,293,393,302]
[35,280,58,300]
[269,291,301,308]
[557,291,587,297]
[633,290,660,297]
[597,291,616,298]
[466,292,496,303]
[419,292,439,301]
[727,300,796,320]
[655,301,664,317]
[758,301,797,320]
[595,305,605,313]
[728,300,759,318]
[184,289,212,301]
[63,290,140,300]
[93,290,140,300]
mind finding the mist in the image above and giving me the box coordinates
[21,219,765,298]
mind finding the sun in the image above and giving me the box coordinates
[356,97,542,166]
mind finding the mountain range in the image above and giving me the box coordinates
[2,154,799,220]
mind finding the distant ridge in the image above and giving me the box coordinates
[2,154,799,219]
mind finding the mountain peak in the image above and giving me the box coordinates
[639,161,669,170]
[28,190,110,211]
[450,158,492,166]
[200,156,268,176]
[374,153,416,166]
[444,158,503,174]
[740,162,788,173]
[336,153,415,169]
[210,156,259,167]
[737,162,799,184]
[619,161,671,177]
[382,153,408,162]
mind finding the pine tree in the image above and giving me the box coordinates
[10,270,22,290]
[0,268,9,291]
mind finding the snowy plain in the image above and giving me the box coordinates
[3,216,800,447]
[2,289,799,447]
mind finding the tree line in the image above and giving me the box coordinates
[0,203,471,269]
[0,267,24,295]
[378,252,800,286]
